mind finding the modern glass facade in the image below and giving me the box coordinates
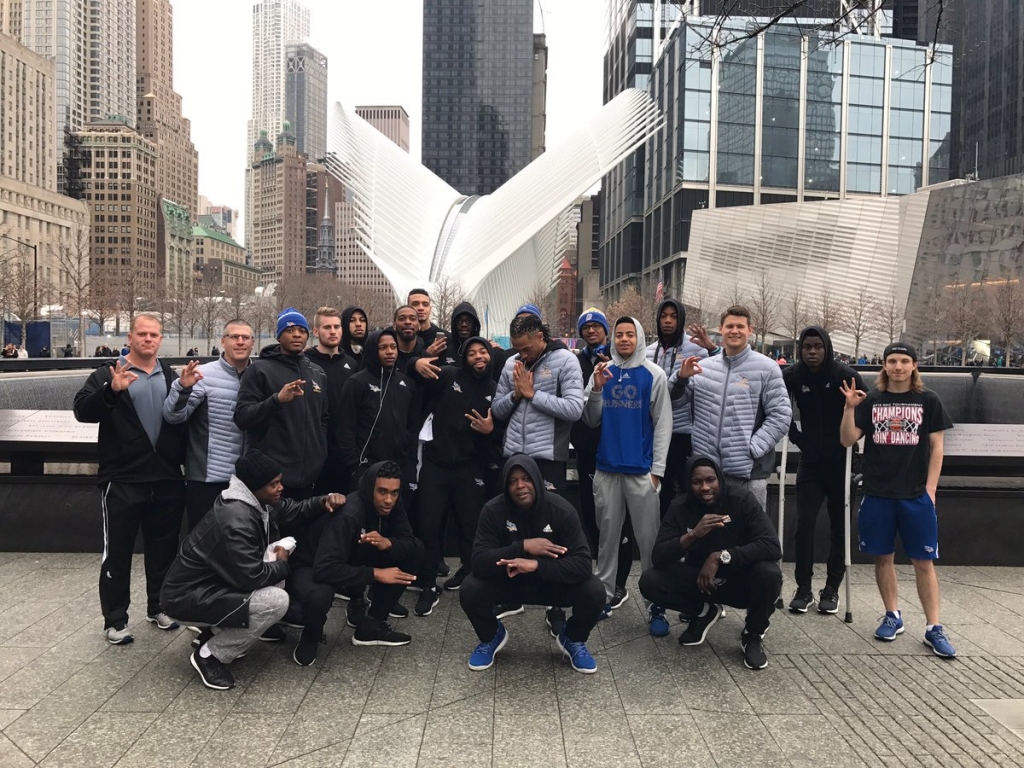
[421,0,534,197]
[637,17,952,298]
[285,43,328,162]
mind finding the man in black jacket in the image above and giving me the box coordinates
[305,307,358,495]
[639,456,782,670]
[161,451,345,689]
[234,308,329,500]
[408,287,453,350]
[410,336,500,614]
[73,312,187,645]
[340,305,368,366]
[460,455,604,674]
[783,326,866,615]
[313,461,424,651]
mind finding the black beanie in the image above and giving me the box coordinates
[235,450,281,492]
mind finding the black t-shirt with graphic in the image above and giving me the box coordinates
[854,388,953,499]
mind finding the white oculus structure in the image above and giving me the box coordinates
[323,89,664,333]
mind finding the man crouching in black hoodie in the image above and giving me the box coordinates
[639,457,782,670]
[313,461,424,654]
[460,454,605,674]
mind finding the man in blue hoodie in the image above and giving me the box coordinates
[583,317,672,634]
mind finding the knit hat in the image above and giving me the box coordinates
[276,307,309,338]
[235,450,282,493]
[577,308,609,337]
[515,303,542,319]
[883,342,918,362]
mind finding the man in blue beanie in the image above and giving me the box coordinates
[515,304,543,320]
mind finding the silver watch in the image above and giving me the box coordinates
[719,550,732,565]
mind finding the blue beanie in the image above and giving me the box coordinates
[276,307,309,338]
[515,303,542,319]
[577,307,609,336]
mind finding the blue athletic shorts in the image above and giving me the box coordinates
[857,493,939,560]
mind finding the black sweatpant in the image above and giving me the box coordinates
[414,458,486,583]
[794,460,848,590]
[659,433,693,518]
[534,459,567,492]
[100,479,185,629]
[638,560,782,636]
[185,480,228,531]
[286,565,336,638]
[459,573,605,643]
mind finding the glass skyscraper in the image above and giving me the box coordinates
[421,0,534,197]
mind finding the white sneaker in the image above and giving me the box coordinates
[146,613,180,630]
[105,626,134,645]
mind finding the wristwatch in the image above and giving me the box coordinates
[718,550,732,565]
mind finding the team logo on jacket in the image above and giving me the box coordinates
[506,520,518,532]
[802,385,811,393]
[369,384,381,393]
[544,480,556,490]
[485,395,492,402]
[453,382,463,393]
[542,524,553,533]
[474,478,485,486]
[399,380,408,387]
[539,366,552,378]
[311,381,322,393]
[734,376,751,388]
[344,363,351,370]
[445,356,456,365]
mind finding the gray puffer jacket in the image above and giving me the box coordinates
[492,342,585,462]
[163,355,247,483]
[673,346,791,480]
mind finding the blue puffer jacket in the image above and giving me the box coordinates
[163,356,248,483]
[492,342,585,462]
[673,346,792,480]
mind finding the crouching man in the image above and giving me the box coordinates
[638,457,782,670]
[160,451,345,690]
[313,461,424,652]
[459,454,605,674]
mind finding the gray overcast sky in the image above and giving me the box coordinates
[172,0,606,230]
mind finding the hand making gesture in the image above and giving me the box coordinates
[109,359,139,392]
[415,356,442,380]
[359,530,393,551]
[323,493,346,512]
[591,361,614,392]
[522,537,567,558]
[426,336,448,356]
[496,557,539,578]
[466,407,494,434]
[687,324,715,351]
[276,379,305,403]
[512,361,534,400]
[178,359,204,388]
[840,377,866,409]
[679,355,704,379]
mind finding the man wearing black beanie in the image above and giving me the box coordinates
[161,451,345,689]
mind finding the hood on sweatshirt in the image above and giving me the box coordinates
[257,342,303,362]
[451,301,482,344]
[796,325,836,378]
[362,328,398,377]
[500,453,545,515]
[655,298,686,348]
[460,335,493,379]
[357,460,405,518]
[683,454,728,514]
[610,316,649,369]
[340,306,368,353]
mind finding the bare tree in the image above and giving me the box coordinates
[685,282,715,330]
[604,283,660,338]
[749,270,780,351]
[248,289,278,349]
[844,287,879,358]
[873,283,907,346]
[164,277,198,356]
[194,277,228,350]
[431,273,466,332]
[815,285,845,335]
[112,268,148,337]
[782,286,811,346]
[3,261,36,347]
[991,274,1024,362]
[525,281,559,328]
[51,225,92,354]
[942,279,990,365]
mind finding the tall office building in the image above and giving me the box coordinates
[285,42,327,161]
[355,106,410,153]
[532,33,547,161]
[137,0,199,223]
[0,31,56,189]
[246,0,310,258]
[421,0,534,196]
[8,0,136,194]
[249,126,307,280]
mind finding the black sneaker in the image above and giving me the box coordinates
[437,559,451,577]
[352,618,412,647]
[279,603,305,628]
[389,602,409,619]
[788,588,815,613]
[292,631,326,666]
[415,587,441,617]
[741,630,768,670]
[346,597,369,628]
[494,603,525,620]
[817,587,840,615]
[610,586,629,610]
[678,604,723,646]
[190,628,214,649]
[545,607,566,638]
[190,648,235,690]
[258,624,287,642]
[443,566,470,591]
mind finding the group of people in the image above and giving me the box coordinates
[1,343,28,358]
[72,289,957,691]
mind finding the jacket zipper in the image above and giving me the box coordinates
[714,354,731,456]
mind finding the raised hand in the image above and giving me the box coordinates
[359,530,393,551]
[466,407,493,434]
[687,324,714,350]
[680,355,703,379]
[415,356,442,380]
[591,361,614,392]
[277,379,305,403]
[513,361,534,400]
[426,336,448,356]
[691,513,729,539]
[323,493,346,512]
[178,359,204,388]
[110,359,139,392]
[839,377,866,409]
[497,557,539,578]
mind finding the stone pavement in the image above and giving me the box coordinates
[0,554,1022,767]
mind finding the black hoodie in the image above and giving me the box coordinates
[413,335,500,470]
[654,298,686,349]
[234,343,329,488]
[652,456,781,571]
[782,326,866,465]
[452,300,508,381]
[312,461,419,590]
[304,346,358,462]
[471,454,592,583]
[340,305,368,365]
[336,329,421,474]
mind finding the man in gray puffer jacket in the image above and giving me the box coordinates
[672,305,791,510]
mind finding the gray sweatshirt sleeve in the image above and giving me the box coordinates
[648,363,673,477]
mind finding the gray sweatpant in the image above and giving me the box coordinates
[725,476,768,512]
[205,586,289,663]
[593,470,661,602]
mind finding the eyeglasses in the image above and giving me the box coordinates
[224,334,253,342]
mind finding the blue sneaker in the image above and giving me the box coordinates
[597,603,611,621]
[468,622,508,671]
[557,630,597,674]
[648,604,670,637]
[924,625,957,658]
[874,611,904,641]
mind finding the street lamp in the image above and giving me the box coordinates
[0,234,38,319]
